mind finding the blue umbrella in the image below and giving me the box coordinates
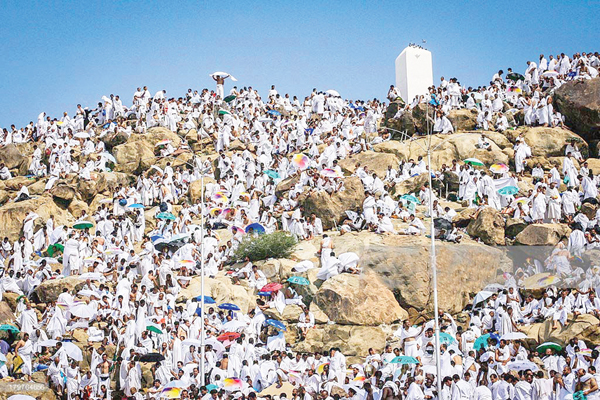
[128,203,144,209]
[206,384,219,391]
[196,296,216,304]
[156,212,176,220]
[245,223,266,234]
[498,186,519,196]
[438,332,455,344]
[218,303,240,311]
[267,109,281,116]
[287,276,310,286]
[151,235,164,242]
[264,170,280,179]
[400,194,421,204]
[258,291,272,297]
[265,319,286,331]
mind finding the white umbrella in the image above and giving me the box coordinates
[74,132,90,139]
[181,339,203,347]
[70,304,95,319]
[8,396,36,400]
[37,339,58,347]
[61,342,83,361]
[473,290,494,306]
[501,332,528,341]
[483,283,504,292]
[205,337,226,356]
[77,289,99,298]
[326,89,340,97]
[506,360,539,372]
[79,272,104,280]
[210,71,237,82]
[541,71,559,78]
[164,380,189,389]
[99,152,116,163]
[221,320,247,332]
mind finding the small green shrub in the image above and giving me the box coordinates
[234,231,297,262]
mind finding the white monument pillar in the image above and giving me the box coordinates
[395,46,433,104]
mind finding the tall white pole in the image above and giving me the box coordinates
[426,104,442,398]
[200,172,206,386]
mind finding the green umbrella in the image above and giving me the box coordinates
[390,356,419,364]
[73,222,94,230]
[464,158,485,167]
[507,72,525,81]
[47,243,64,257]
[537,342,562,353]
[287,276,310,286]
[146,324,163,334]
[224,95,236,103]
[0,324,19,333]
[156,212,176,221]
[218,109,231,115]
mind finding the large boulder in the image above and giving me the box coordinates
[505,218,528,238]
[515,224,571,246]
[384,105,416,137]
[466,207,506,245]
[299,176,365,230]
[275,174,300,198]
[447,108,478,131]
[0,196,74,241]
[453,208,478,228]
[113,140,156,173]
[338,151,400,179]
[374,132,509,169]
[264,304,303,323]
[52,184,76,204]
[555,78,600,141]
[33,276,86,303]
[505,126,587,158]
[526,314,600,345]
[0,302,15,324]
[0,144,28,170]
[315,232,511,314]
[77,173,108,201]
[100,130,129,148]
[313,272,407,325]
[293,324,386,357]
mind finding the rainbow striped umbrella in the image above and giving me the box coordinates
[292,154,310,170]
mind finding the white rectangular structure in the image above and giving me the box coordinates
[395,46,433,104]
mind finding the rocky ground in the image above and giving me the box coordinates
[0,78,599,398]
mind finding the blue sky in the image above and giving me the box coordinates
[1,0,598,127]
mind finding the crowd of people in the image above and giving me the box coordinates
[389,52,599,134]
[0,52,598,400]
